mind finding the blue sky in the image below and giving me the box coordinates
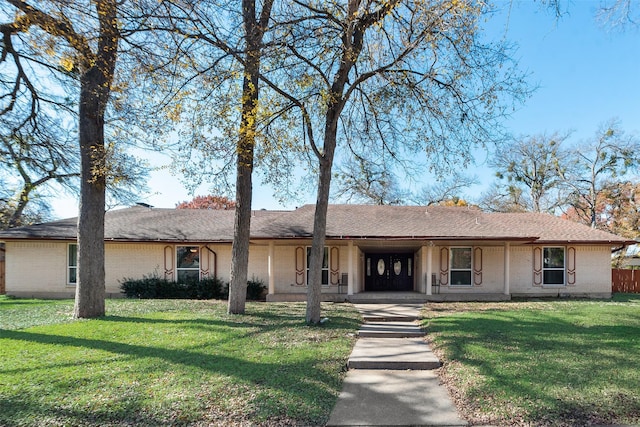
[50,0,640,218]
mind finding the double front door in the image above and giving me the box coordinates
[364,253,414,292]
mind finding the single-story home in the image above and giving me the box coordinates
[0,204,633,301]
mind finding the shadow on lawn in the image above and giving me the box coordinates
[612,293,640,303]
[427,312,640,425]
[0,309,359,426]
[0,394,166,427]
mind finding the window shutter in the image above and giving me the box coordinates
[567,246,576,286]
[533,246,543,286]
[473,247,483,286]
[439,247,449,286]
[164,245,174,280]
[201,247,210,278]
[330,247,340,285]
[295,247,305,285]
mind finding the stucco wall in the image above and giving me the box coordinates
[4,239,613,299]
[574,246,612,292]
[434,245,505,294]
[267,243,351,295]
[433,244,611,297]
[105,243,165,293]
[5,241,70,297]
[510,245,611,296]
[509,245,533,292]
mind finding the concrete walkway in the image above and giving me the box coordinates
[327,304,466,426]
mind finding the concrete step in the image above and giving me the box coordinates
[349,293,430,304]
[355,303,424,323]
[348,337,441,370]
[362,314,418,322]
[358,321,425,338]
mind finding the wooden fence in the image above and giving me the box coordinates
[612,269,640,293]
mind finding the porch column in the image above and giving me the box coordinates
[268,241,275,295]
[425,244,433,295]
[347,241,354,295]
[503,242,510,296]
[427,244,434,295]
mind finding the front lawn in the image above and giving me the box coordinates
[0,298,360,426]
[423,295,640,426]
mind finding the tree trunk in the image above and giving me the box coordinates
[73,0,118,319]
[73,68,107,319]
[305,8,361,324]
[228,0,268,314]
[306,112,339,324]
[227,82,255,314]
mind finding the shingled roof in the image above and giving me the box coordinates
[0,204,633,245]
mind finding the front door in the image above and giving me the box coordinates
[364,253,413,291]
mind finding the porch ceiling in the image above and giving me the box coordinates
[351,238,532,252]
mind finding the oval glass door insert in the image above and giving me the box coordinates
[377,259,385,276]
[394,260,402,275]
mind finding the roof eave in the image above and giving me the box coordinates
[531,239,637,245]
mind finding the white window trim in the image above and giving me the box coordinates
[67,243,77,286]
[543,246,566,287]
[306,246,330,286]
[176,245,201,282]
[450,246,473,287]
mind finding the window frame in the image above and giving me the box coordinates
[176,245,201,282]
[306,246,329,286]
[449,246,473,287]
[542,246,565,286]
[67,243,77,286]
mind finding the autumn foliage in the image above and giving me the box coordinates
[561,181,640,239]
[176,195,236,210]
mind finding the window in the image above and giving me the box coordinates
[306,247,329,286]
[543,247,565,285]
[68,244,77,285]
[450,247,472,286]
[176,246,200,282]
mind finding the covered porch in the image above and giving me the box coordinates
[265,239,518,302]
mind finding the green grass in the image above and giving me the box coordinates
[422,295,640,426]
[0,297,360,426]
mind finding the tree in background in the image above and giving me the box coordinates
[176,195,236,210]
[415,173,479,206]
[333,157,410,205]
[477,183,529,213]
[559,120,640,229]
[487,132,570,213]
[562,180,640,239]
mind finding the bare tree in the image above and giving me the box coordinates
[415,173,479,206]
[333,156,410,205]
[489,132,570,213]
[477,183,529,213]
[597,0,639,30]
[559,120,640,228]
